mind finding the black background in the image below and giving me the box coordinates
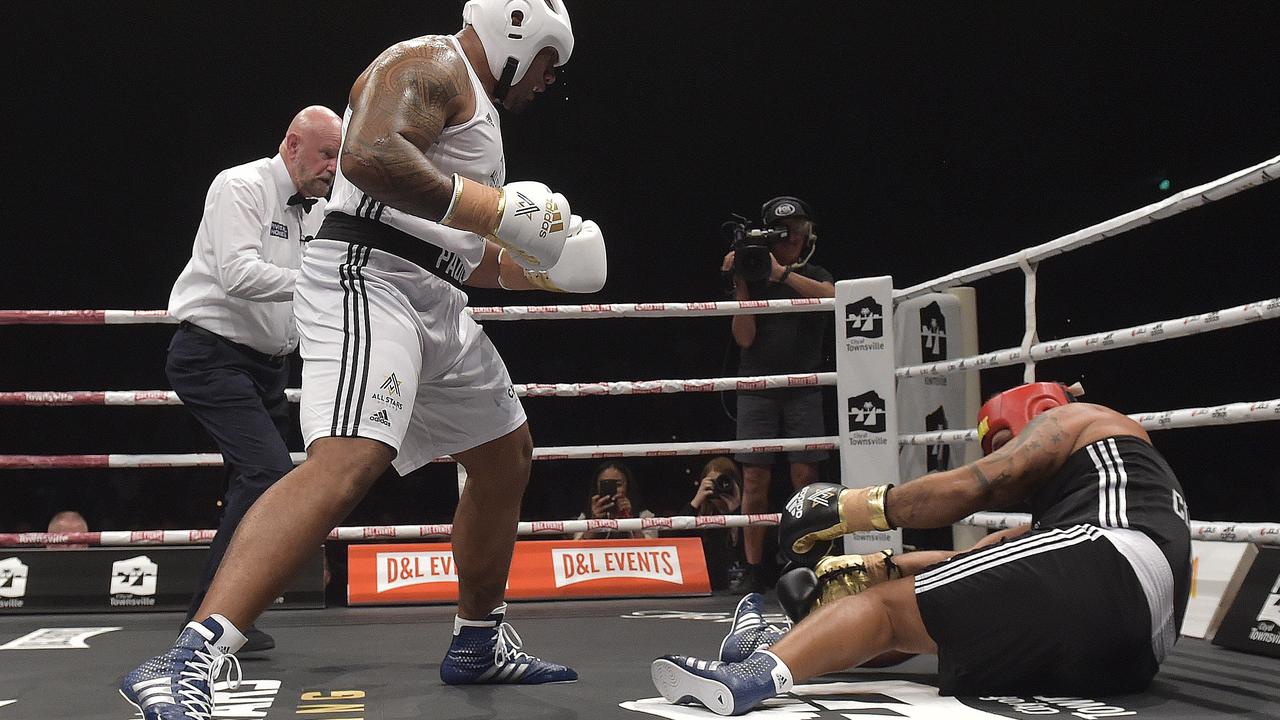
[3,2,1278,534]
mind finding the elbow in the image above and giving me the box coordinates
[339,148,387,196]
[223,272,255,299]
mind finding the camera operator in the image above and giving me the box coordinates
[672,457,744,591]
[719,196,835,592]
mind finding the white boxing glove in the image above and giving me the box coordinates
[441,174,569,271]
[522,218,606,293]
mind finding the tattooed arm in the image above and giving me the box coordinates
[884,403,1111,529]
[339,38,471,220]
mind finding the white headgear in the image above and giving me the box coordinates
[462,0,574,87]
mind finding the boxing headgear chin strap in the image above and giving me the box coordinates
[976,382,1077,455]
[463,0,574,103]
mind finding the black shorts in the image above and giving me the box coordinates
[914,525,1160,696]
[734,389,828,465]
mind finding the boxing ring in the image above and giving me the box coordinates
[2,154,1279,718]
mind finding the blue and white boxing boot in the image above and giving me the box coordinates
[718,593,788,663]
[440,603,578,684]
[651,649,795,716]
[120,614,245,720]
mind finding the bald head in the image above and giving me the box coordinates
[281,105,342,198]
[48,510,88,534]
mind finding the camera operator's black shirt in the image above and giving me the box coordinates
[738,263,834,376]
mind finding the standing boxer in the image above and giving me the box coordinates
[122,2,606,717]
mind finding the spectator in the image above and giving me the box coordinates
[46,510,89,549]
[576,460,656,539]
[671,457,745,591]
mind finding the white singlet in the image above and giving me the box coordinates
[296,34,525,473]
[324,34,505,274]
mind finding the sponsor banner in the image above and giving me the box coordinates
[347,538,710,605]
[1213,546,1280,657]
[835,277,901,554]
[0,546,324,614]
[894,294,971,482]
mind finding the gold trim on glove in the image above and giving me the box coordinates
[522,269,564,293]
[440,174,501,235]
[866,484,891,531]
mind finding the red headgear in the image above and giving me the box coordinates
[976,382,1076,454]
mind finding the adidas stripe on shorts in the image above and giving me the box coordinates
[294,239,526,474]
[913,524,1164,697]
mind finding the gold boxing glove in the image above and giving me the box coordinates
[813,549,901,611]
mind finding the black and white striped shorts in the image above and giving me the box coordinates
[914,524,1162,696]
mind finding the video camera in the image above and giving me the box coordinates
[721,214,787,283]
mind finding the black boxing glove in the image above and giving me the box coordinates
[779,482,895,566]
[776,564,820,623]
[776,550,901,623]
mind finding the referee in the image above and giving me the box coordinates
[166,106,341,651]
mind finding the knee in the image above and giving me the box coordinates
[871,580,937,655]
[305,438,391,503]
[743,466,770,493]
[515,427,533,471]
[505,426,533,485]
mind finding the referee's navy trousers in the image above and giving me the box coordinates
[166,322,295,620]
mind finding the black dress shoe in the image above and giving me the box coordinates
[242,625,275,652]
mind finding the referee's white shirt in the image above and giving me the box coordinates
[168,154,325,356]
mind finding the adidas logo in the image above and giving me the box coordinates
[513,191,540,218]
[369,409,392,427]
[784,493,806,518]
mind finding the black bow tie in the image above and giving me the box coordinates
[288,192,317,213]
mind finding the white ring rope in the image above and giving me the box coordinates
[5,295,1276,408]
[4,399,1277,469]
[6,511,1275,547]
[0,299,834,325]
[898,297,1279,379]
[0,372,837,407]
[6,298,1273,406]
[0,513,783,547]
[6,155,1275,325]
[962,512,1280,547]
[895,153,1280,300]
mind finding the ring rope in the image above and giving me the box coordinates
[7,298,1273,405]
[0,513,784,547]
[896,152,1280,300]
[1017,255,1039,382]
[0,372,837,407]
[898,297,1279,379]
[6,155,1275,326]
[962,512,1280,547]
[0,298,834,326]
[4,399,1276,470]
[7,511,1274,547]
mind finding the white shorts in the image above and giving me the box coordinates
[295,239,526,474]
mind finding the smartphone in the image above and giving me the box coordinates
[597,479,619,498]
